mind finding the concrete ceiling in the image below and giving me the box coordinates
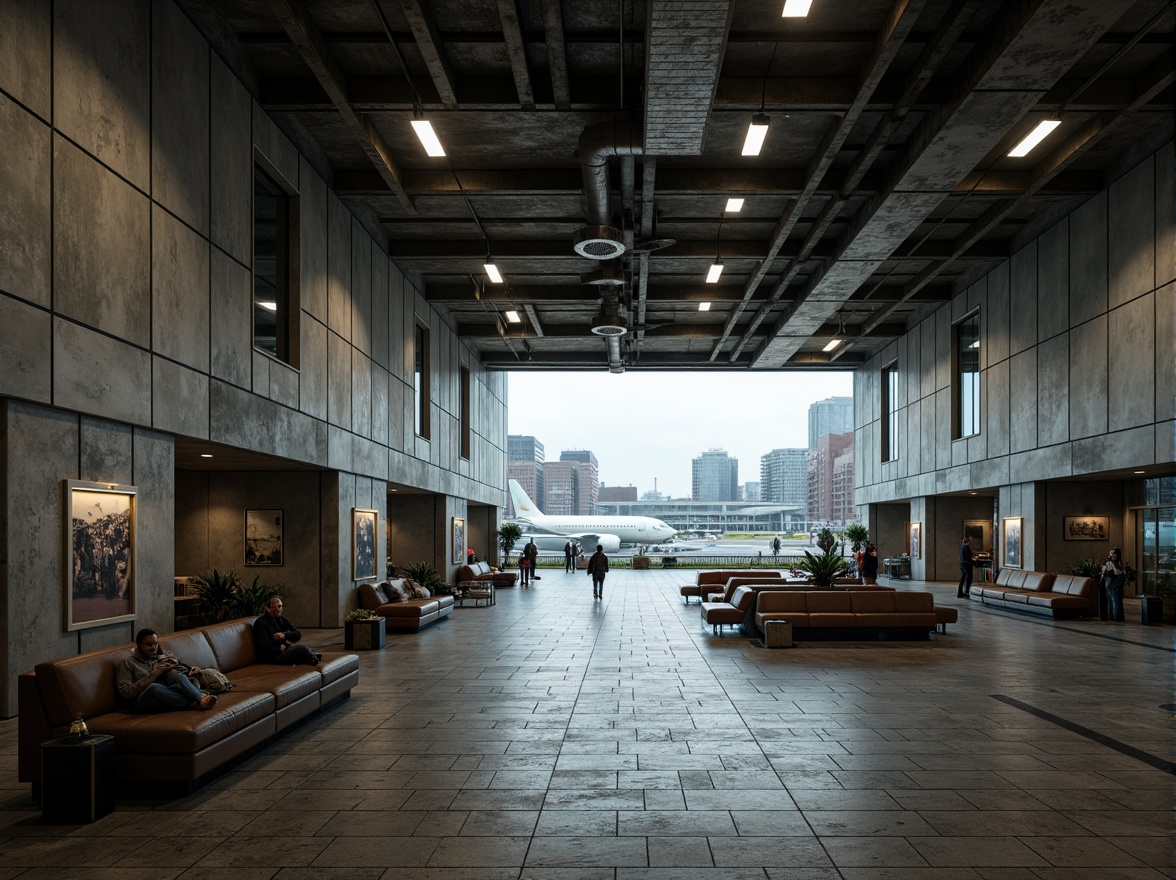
[180,0,1174,372]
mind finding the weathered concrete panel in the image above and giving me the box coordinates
[1157,142,1175,290]
[0,294,51,402]
[252,350,269,397]
[935,307,950,394]
[269,360,300,411]
[152,206,210,371]
[251,102,298,190]
[53,0,150,188]
[209,56,252,266]
[372,252,389,369]
[352,350,372,438]
[1072,425,1154,474]
[328,423,353,472]
[327,332,352,428]
[1069,191,1106,326]
[1108,292,1155,429]
[1009,348,1037,453]
[388,268,407,381]
[79,415,132,484]
[388,377,406,453]
[327,193,351,339]
[152,357,209,439]
[1009,242,1037,356]
[351,224,372,356]
[935,387,951,471]
[151,1,208,234]
[1157,283,1174,422]
[0,97,51,307]
[919,394,936,475]
[986,262,1010,366]
[1009,444,1071,485]
[54,137,150,345]
[1108,157,1155,309]
[1036,219,1068,342]
[919,319,936,402]
[0,0,51,116]
[967,369,988,463]
[1068,315,1108,439]
[299,316,328,421]
[53,319,150,425]
[209,247,251,388]
[1036,334,1068,447]
[208,380,322,465]
[299,160,328,324]
[373,368,389,446]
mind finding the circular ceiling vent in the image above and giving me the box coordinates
[590,313,628,336]
[580,266,625,286]
[573,226,626,260]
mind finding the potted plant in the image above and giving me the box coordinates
[344,608,386,650]
[794,549,849,587]
[843,524,868,554]
[190,569,244,623]
[632,555,651,570]
[402,560,445,592]
[815,528,838,554]
[497,523,523,568]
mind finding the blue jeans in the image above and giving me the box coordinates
[133,669,203,713]
[1106,581,1124,622]
[263,644,317,665]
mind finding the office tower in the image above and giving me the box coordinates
[692,449,738,502]
[560,450,599,514]
[743,481,762,503]
[808,433,854,523]
[760,448,809,512]
[808,397,853,449]
[508,435,544,509]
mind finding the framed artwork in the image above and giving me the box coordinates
[353,509,378,581]
[1003,517,1023,569]
[65,480,137,632]
[908,522,921,559]
[245,509,284,565]
[1063,516,1109,541]
[452,517,466,564]
[963,519,987,553]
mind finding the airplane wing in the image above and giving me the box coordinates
[566,533,621,553]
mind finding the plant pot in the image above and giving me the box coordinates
[1141,596,1164,626]
[632,557,651,570]
[345,617,386,649]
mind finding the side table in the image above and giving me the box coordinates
[40,734,116,823]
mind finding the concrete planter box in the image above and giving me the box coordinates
[345,617,386,649]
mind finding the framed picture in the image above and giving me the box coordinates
[65,480,137,632]
[963,519,987,553]
[1063,516,1109,541]
[452,516,466,564]
[1002,517,1023,569]
[908,522,921,559]
[245,509,284,565]
[353,509,378,581]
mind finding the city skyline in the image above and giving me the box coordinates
[507,371,853,499]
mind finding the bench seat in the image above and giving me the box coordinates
[968,570,1096,618]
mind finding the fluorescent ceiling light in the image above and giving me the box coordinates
[1007,120,1060,157]
[781,0,813,16]
[484,260,503,284]
[725,197,745,213]
[822,338,841,352]
[258,301,277,311]
[968,340,980,349]
[741,114,770,156]
[411,118,446,157]
[504,310,521,323]
[200,453,214,458]
[706,262,724,284]
[698,302,711,311]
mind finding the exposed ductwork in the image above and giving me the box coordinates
[576,120,643,250]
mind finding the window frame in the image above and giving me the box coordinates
[952,309,981,440]
[459,364,471,460]
[880,361,899,462]
[414,321,431,439]
[251,155,300,368]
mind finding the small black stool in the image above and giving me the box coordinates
[40,734,115,823]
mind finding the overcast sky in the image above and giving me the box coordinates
[507,371,854,499]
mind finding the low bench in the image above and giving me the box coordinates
[755,590,956,639]
[359,581,455,632]
[457,560,518,588]
[968,569,1096,618]
[679,570,776,604]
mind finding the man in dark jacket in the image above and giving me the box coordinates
[564,540,574,572]
[957,536,974,598]
[253,596,319,665]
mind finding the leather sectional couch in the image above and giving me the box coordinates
[358,581,455,631]
[699,581,903,635]
[968,569,1096,618]
[457,560,518,588]
[679,570,778,604]
[19,619,359,794]
[755,590,957,638]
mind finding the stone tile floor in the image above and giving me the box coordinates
[0,569,1172,878]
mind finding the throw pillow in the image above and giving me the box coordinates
[385,580,409,603]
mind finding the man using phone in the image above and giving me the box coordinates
[115,628,217,713]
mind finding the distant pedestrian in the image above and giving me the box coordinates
[1100,547,1126,622]
[957,535,974,598]
[586,544,609,599]
[564,541,574,572]
[522,540,539,585]
[861,542,879,585]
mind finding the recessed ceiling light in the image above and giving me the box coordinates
[706,262,724,284]
[1134,470,1145,474]
[781,0,813,16]
[725,197,744,213]
[741,114,770,156]
[504,310,521,323]
[411,118,445,157]
[1008,120,1061,157]
[822,338,841,352]
[484,259,503,284]
[200,453,213,458]
[698,302,711,311]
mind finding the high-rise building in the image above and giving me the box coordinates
[560,450,599,514]
[692,449,738,502]
[598,485,638,502]
[760,448,808,512]
[542,461,581,515]
[808,432,854,523]
[808,397,853,449]
[508,435,544,508]
[743,481,762,503]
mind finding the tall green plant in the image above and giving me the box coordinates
[190,569,243,622]
[498,523,523,560]
[403,561,444,589]
[843,523,869,552]
[815,528,838,554]
[795,550,850,587]
[236,576,285,616]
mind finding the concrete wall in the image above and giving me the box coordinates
[855,143,1175,572]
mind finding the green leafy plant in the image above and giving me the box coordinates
[236,576,285,616]
[794,550,850,587]
[815,528,838,554]
[1065,558,1102,579]
[190,569,244,622]
[345,608,383,622]
[498,523,523,560]
[842,523,869,553]
[402,561,444,590]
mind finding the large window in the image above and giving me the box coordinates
[459,365,471,460]
[954,311,980,439]
[881,363,898,461]
[414,323,430,438]
[253,165,298,366]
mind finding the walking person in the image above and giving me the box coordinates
[564,540,574,572]
[1100,547,1127,622]
[861,542,879,585]
[586,544,609,599]
[957,535,974,598]
[525,539,540,582]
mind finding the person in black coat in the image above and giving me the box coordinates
[958,536,974,598]
[861,542,879,584]
[253,596,319,665]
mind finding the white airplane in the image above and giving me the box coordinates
[509,479,676,548]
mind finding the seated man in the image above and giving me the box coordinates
[116,628,217,713]
[253,595,320,665]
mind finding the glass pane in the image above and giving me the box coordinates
[253,169,287,359]
[957,314,980,437]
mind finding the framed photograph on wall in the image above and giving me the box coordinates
[1063,516,1109,541]
[65,479,137,632]
[963,519,987,553]
[1003,517,1023,569]
[908,522,921,559]
[353,509,378,581]
[452,517,466,564]
[245,509,284,565]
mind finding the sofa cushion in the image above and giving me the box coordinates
[202,619,261,672]
[86,690,276,754]
[159,629,220,670]
[892,592,934,613]
[1002,569,1027,588]
[805,592,852,613]
[386,581,411,602]
[849,592,897,613]
[1021,572,1055,592]
[228,665,323,709]
[34,647,127,727]
[318,652,360,686]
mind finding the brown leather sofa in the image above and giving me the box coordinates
[358,581,455,631]
[755,590,956,638]
[19,619,359,794]
[968,569,1096,618]
[457,560,518,588]
[679,570,777,604]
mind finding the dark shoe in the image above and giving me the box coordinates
[313,652,322,666]
[196,694,217,711]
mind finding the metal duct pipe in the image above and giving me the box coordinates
[579,120,643,226]
[606,335,624,373]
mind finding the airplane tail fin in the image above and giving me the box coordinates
[509,479,542,517]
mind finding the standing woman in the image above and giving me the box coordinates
[586,544,609,599]
[1101,547,1126,622]
[957,535,974,598]
[861,542,879,585]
